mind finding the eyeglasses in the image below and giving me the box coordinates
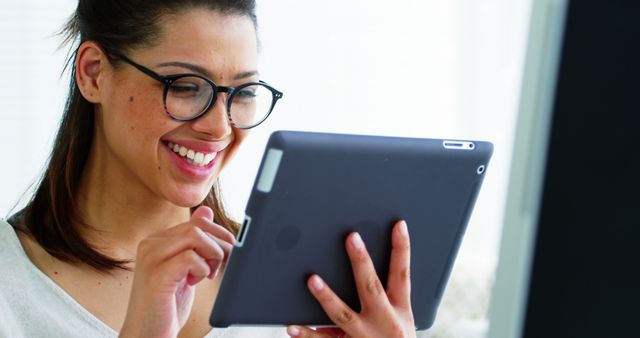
[110,52,283,129]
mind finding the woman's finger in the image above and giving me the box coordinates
[138,226,225,274]
[190,216,237,245]
[208,235,234,260]
[153,210,236,247]
[151,219,235,259]
[306,275,363,334]
[286,325,339,338]
[345,232,393,312]
[386,220,412,310]
[160,249,211,285]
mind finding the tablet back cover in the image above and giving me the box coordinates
[211,131,493,330]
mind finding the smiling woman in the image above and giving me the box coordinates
[1,0,534,337]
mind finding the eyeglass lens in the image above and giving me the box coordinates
[165,76,274,128]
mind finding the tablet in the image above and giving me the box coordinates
[210,131,493,330]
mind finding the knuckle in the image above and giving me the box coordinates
[366,276,385,297]
[335,308,357,325]
[400,267,411,283]
[181,249,200,263]
[402,241,411,250]
[393,239,410,250]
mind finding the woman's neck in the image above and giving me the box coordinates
[77,136,190,261]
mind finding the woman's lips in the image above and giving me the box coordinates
[162,138,228,153]
[163,141,223,179]
[166,141,217,166]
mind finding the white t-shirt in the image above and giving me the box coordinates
[0,219,287,338]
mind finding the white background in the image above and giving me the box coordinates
[0,1,531,337]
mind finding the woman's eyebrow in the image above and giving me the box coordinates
[156,61,210,76]
[233,70,259,81]
[155,61,259,81]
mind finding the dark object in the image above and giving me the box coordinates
[210,131,493,329]
[523,1,640,337]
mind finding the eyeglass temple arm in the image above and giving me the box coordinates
[109,52,168,84]
[110,51,284,101]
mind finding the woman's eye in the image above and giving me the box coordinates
[237,89,257,99]
[170,84,199,95]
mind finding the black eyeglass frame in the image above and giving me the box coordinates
[109,52,283,129]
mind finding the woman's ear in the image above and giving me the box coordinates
[75,41,109,103]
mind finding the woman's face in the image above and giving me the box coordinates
[95,9,258,207]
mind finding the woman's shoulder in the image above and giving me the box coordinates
[0,218,118,337]
[0,218,45,335]
[0,218,24,262]
[0,217,42,298]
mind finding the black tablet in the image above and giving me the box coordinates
[210,131,493,330]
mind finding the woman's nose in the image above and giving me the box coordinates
[189,93,232,139]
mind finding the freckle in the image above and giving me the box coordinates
[119,283,122,286]
[129,96,134,102]
[157,166,161,170]
[130,126,135,131]
[98,282,102,285]
[53,271,58,275]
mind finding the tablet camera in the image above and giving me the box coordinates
[477,165,486,175]
[443,140,476,150]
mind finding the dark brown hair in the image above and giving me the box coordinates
[10,0,257,271]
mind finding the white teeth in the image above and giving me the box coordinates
[204,153,215,164]
[194,152,204,165]
[167,142,218,167]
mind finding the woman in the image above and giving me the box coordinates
[0,1,416,337]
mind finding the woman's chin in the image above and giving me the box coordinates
[165,187,212,208]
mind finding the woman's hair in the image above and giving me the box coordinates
[10,0,256,272]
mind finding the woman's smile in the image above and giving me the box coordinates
[161,138,230,180]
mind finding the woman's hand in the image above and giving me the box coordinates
[119,206,236,338]
[287,220,416,338]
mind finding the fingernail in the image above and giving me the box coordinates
[287,325,301,336]
[399,220,408,236]
[351,232,364,250]
[311,275,324,291]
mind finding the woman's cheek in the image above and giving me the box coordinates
[220,129,249,170]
